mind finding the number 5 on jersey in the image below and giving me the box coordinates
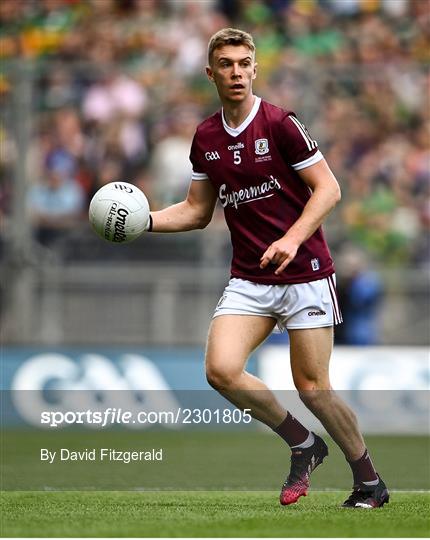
[233,150,241,165]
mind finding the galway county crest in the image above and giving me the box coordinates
[255,138,269,155]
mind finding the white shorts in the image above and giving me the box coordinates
[213,275,342,331]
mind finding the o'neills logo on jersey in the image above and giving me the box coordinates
[219,175,281,209]
[227,142,244,151]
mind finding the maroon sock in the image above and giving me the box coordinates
[348,449,378,485]
[273,412,310,447]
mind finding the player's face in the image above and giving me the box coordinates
[206,45,257,104]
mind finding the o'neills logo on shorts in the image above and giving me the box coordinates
[308,310,326,317]
[105,202,130,242]
[219,175,281,209]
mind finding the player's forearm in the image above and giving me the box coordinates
[150,201,211,233]
[285,183,341,246]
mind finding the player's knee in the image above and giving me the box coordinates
[294,373,330,405]
[298,386,331,409]
[295,380,330,392]
[293,372,330,393]
[206,364,238,391]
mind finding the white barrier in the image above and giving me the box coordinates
[258,346,430,434]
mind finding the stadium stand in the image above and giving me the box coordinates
[0,0,428,345]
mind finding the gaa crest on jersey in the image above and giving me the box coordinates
[255,138,269,155]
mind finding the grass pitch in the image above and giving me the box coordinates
[1,433,429,536]
[1,490,429,537]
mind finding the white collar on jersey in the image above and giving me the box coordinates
[221,96,261,137]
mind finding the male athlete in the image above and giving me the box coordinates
[146,28,389,508]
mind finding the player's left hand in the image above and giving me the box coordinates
[260,237,299,275]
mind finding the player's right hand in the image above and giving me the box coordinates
[260,237,299,275]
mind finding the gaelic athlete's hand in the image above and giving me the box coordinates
[260,237,299,275]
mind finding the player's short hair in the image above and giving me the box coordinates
[208,28,255,65]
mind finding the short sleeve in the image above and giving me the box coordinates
[189,132,209,181]
[277,114,323,171]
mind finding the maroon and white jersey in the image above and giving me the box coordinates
[189,97,335,284]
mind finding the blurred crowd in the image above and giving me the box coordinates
[0,0,429,267]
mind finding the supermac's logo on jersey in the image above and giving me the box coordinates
[205,151,220,161]
[255,138,269,155]
[219,175,281,210]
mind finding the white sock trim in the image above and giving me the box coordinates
[362,478,380,486]
[291,431,315,449]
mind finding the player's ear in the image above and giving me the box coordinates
[252,62,258,80]
[206,66,215,83]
